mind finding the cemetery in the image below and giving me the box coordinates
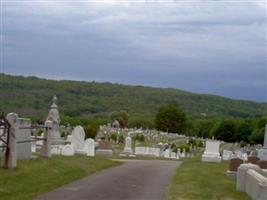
[0,95,266,200]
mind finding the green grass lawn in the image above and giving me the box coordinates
[0,156,121,200]
[168,155,250,200]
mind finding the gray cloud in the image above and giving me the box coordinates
[2,0,267,101]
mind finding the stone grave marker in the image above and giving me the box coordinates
[226,158,244,178]
[248,156,260,165]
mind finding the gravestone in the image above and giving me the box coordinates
[170,152,176,159]
[84,138,95,157]
[61,144,75,156]
[248,156,260,165]
[96,140,113,156]
[17,118,32,160]
[121,136,133,156]
[181,149,185,158]
[5,113,18,168]
[223,150,233,161]
[71,126,85,150]
[258,160,267,169]
[164,149,170,158]
[202,140,221,163]
[226,158,244,178]
[236,163,261,192]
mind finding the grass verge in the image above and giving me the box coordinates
[168,155,250,200]
[0,156,121,200]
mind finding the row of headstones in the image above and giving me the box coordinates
[49,126,95,157]
[134,147,189,159]
[227,156,267,177]
[1,113,52,168]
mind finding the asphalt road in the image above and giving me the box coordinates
[35,159,181,200]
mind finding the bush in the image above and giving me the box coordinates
[178,144,190,153]
[133,133,145,142]
[110,133,117,142]
[118,134,125,143]
[84,125,98,139]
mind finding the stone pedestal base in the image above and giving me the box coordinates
[96,149,113,156]
[226,170,237,179]
[202,154,221,163]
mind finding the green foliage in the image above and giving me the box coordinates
[110,111,129,127]
[189,119,215,138]
[1,74,266,123]
[210,120,236,142]
[168,155,250,200]
[110,133,117,142]
[133,133,145,142]
[249,117,267,144]
[235,120,253,142]
[178,144,190,153]
[118,134,125,144]
[84,125,98,139]
[155,104,187,133]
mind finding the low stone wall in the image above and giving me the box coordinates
[245,169,267,200]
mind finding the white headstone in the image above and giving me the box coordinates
[61,145,75,156]
[170,152,176,159]
[71,126,85,150]
[121,136,133,155]
[164,149,170,158]
[85,138,95,157]
[202,140,221,163]
[223,150,233,161]
[17,118,32,160]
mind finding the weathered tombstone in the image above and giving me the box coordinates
[170,152,176,159]
[223,150,233,161]
[229,158,244,171]
[202,140,221,163]
[120,136,133,156]
[17,117,32,160]
[4,113,18,168]
[84,138,95,157]
[258,160,267,169]
[181,149,185,158]
[41,120,52,158]
[248,156,260,165]
[236,163,261,192]
[61,144,75,156]
[135,147,146,155]
[71,126,85,151]
[96,140,113,156]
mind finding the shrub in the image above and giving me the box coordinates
[84,125,98,139]
[110,133,117,142]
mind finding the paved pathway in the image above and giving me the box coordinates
[35,159,181,200]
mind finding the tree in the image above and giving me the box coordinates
[210,120,236,142]
[235,120,253,142]
[249,117,267,144]
[110,111,129,127]
[84,125,98,139]
[155,104,187,133]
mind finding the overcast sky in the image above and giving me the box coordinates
[1,0,267,102]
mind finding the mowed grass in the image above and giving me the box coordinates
[0,156,121,200]
[168,155,250,200]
